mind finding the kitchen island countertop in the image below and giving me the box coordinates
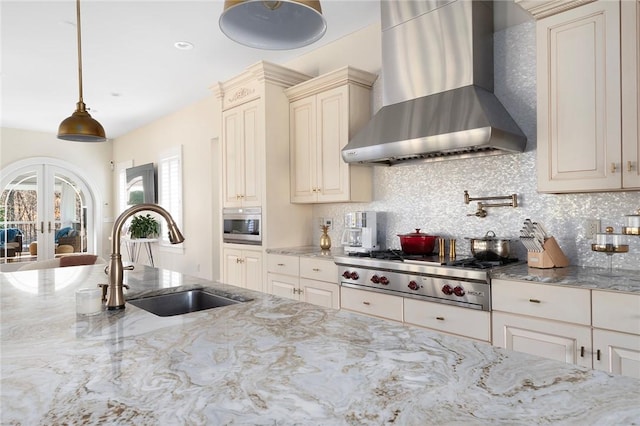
[2,265,639,424]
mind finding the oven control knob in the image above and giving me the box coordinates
[453,286,465,297]
[350,272,359,280]
[442,284,454,295]
[371,275,380,284]
[379,276,389,285]
[342,271,351,279]
[408,280,419,291]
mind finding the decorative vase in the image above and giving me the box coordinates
[320,225,331,250]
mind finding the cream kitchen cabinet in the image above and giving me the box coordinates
[221,99,261,207]
[592,290,640,378]
[267,254,340,309]
[536,0,639,192]
[404,298,491,343]
[223,247,263,293]
[340,286,403,322]
[285,67,376,203]
[215,62,316,291]
[491,279,593,368]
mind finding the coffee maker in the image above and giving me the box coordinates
[341,211,379,253]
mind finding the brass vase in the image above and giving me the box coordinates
[320,225,331,250]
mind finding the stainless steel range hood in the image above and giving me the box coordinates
[342,0,527,166]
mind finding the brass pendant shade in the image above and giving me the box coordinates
[57,0,106,142]
[219,0,326,50]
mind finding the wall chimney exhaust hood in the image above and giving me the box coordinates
[342,0,527,166]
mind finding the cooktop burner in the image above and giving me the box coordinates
[348,250,518,269]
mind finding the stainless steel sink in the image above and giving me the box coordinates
[128,290,241,317]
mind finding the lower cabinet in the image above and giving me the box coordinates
[340,287,403,322]
[222,247,263,292]
[266,254,340,309]
[492,279,640,378]
[592,290,640,378]
[492,311,592,368]
[404,298,491,342]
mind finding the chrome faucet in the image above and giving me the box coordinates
[105,203,184,310]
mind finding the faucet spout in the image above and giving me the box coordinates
[106,203,184,310]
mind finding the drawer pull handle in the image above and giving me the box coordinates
[277,263,285,266]
[580,346,585,357]
[611,162,618,173]
[436,316,445,321]
[362,301,370,306]
[312,268,320,272]
[529,298,541,303]
[597,349,601,361]
[628,161,634,172]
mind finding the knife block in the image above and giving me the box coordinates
[527,237,569,268]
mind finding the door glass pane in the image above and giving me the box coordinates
[0,172,38,263]
[54,173,87,255]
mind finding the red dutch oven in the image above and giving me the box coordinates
[397,229,439,255]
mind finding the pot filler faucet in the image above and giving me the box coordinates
[104,203,184,310]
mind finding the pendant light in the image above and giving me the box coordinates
[219,0,326,50]
[57,0,106,142]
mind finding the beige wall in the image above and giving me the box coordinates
[0,127,113,258]
[111,95,221,280]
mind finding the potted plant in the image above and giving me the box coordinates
[128,214,160,239]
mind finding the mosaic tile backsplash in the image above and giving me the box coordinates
[312,21,640,272]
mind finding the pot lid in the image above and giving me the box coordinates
[466,230,513,241]
[397,228,436,237]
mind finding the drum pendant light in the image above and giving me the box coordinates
[57,0,106,142]
[219,0,326,50]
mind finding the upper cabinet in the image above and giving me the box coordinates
[536,0,639,193]
[285,67,377,203]
[222,99,261,207]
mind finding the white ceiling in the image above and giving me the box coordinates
[1,1,531,140]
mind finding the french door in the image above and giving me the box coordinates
[1,160,96,265]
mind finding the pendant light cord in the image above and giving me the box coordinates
[76,0,84,105]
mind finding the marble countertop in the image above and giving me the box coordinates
[492,263,640,293]
[266,245,346,259]
[2,265,639,424]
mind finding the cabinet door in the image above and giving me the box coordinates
[593,329,640,379]
[492,312,592,368]
[316,86,350,203]
[621,0,640,188]
[290,97,317,203]
[222,100,261,207]
[300,278,339,309]
[268,272,299,301]
[222,109,244,207]
[243,249,263,292]
[222,248,243,288]
[537,1,622,192]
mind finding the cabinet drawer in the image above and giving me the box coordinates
[340,287,403,322]
[404,298,491,342]
[300,257,338,283]
[592,291,640,335]
[267,254,299,276]
[492,279,590,325]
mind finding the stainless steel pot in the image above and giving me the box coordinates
[467,231,513,261]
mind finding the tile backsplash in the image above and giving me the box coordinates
[312,21,640,272]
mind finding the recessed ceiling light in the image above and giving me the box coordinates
[174,41,194,50]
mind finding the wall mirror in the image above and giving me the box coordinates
[126,163,156,205]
